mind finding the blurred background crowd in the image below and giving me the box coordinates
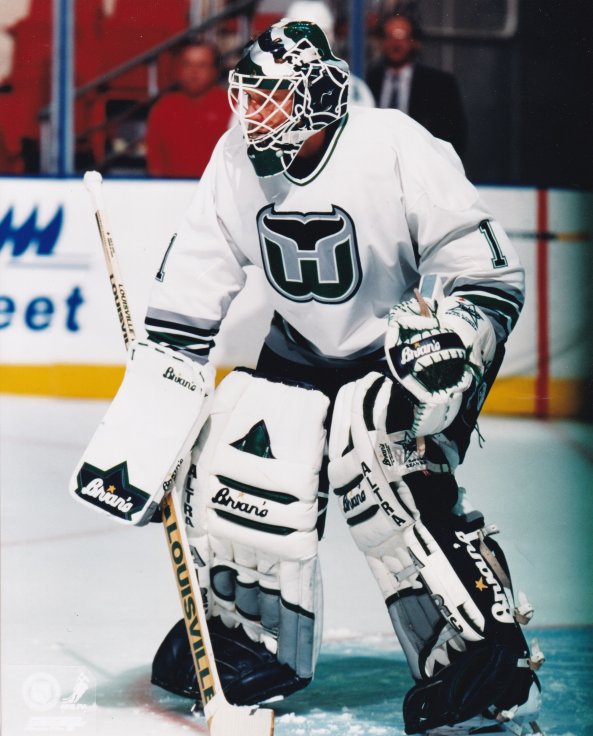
[0,0,590,188]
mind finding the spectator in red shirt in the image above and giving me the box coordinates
[145,40,231,178]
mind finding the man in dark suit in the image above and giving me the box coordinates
[366,13,467,158]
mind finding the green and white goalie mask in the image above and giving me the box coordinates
[228,20,349,177]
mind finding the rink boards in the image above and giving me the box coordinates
[0,177,591,417]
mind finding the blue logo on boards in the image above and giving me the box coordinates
[0,207,63,256]
[0,205,85,332]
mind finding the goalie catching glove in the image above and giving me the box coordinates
[385,275,496,437]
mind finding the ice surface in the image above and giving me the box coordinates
[1,396,592,735]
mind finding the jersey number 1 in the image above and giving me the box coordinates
[156,234,177,282]
[479,220,508,268]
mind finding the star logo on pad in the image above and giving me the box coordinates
[475,577,489,592]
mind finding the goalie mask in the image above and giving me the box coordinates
[228,20,349,177]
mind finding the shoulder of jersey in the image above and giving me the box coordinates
[346,106,428,146]
[216,122,244,149]
[214,123,253,172]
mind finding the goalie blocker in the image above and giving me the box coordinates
[70,340,214,525]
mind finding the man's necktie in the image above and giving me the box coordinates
[390,72,400,109]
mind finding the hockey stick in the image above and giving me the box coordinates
[84,172,136,350]
[83,171,275,736]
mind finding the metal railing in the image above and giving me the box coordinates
[40,0,258,174]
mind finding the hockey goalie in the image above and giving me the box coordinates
[71,19,545,736]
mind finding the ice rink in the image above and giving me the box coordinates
[1,395,592,735]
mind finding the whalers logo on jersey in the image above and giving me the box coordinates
[257,205,362,303]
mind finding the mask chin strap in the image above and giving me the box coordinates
[246,142,297,177]
[246,126,316,177]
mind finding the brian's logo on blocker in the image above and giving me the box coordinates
[257,204,362,304]
[74,461,149,521]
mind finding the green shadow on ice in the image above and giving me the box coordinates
[274,649,410,715]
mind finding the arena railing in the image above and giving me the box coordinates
[39,0,258,175]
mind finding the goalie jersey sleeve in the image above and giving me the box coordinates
[146,110,524,366]
[394,121,524,343]
[145,137,247,363]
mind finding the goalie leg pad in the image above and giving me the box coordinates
[328,373,542,732]
[328,373,487,649]
[186,368,329,688]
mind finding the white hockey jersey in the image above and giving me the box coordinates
[146,107,524,366]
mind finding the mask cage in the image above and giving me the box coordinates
[228,73,303,153]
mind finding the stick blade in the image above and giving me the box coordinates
[208,703,274,736]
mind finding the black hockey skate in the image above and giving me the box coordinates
[151,617,311,707]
